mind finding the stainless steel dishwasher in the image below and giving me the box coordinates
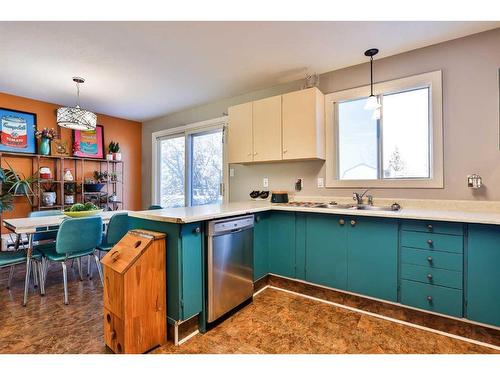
[207,215,254,323]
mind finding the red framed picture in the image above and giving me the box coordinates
[73,125,104,159]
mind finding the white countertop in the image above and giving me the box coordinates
[128,202,500,226]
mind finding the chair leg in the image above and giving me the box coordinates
[38,260,45,296]
[61,262,69,305]
[76,258,83,281]
[7,266,15,289]
[32,261,39,289]
[94,253,104,287]
[87,255,91,277]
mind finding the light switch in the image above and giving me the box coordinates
[229,168,235,177]
[263,177,269,188]
[317,177,324,188]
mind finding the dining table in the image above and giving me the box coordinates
[2,210,128,306]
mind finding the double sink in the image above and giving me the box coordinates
[284,202,400,212]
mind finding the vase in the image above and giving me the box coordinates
[39,137,51,156]
[42,192,56,206]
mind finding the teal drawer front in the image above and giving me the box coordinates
[401,263,462,289]
[401,220,463,236]
[400,280,463,317]
[401,231,463,253]
[400,247,463,272]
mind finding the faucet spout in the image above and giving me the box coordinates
[353,189,370,205]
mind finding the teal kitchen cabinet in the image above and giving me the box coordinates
[253,212,270,281]
[128,217,203,322]
[347,217,399,301]
[467,224,500,327]
[305,213,348,289]
[268,211,296,278]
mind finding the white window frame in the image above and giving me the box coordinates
[151,116,228,207]
[325,70,443,189]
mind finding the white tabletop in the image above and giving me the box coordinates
[3,210,129,234]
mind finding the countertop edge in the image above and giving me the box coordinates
[128,204,500,226]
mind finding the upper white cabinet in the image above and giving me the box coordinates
[282,87,325,161]
[227,102,253,163]
[227,87,325,164]
[252,95,282,162]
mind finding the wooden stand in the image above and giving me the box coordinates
[101,229,167,354]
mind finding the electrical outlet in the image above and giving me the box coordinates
[317,177,324,188]
[263,177,269,188]
[229,168,235,177]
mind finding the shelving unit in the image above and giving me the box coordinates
[0,151,124,215]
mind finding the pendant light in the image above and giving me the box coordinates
[363,48,381,111]
[57,77,97,130]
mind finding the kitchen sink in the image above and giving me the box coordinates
[314,202,400,212]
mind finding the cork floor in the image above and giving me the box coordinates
[0,261,498,354]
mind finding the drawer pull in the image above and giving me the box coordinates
[339,219,345,226]
[427,256,433,263]
[350,220,356,227]
[427,295,433,302]
[427,224,433,231]
[427,239,433,246]
[427,274,433,280]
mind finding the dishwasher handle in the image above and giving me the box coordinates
[208,215,254,236]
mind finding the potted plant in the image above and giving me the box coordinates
[40,182,57,207]
[35,128,58,156]
[2,161,37,205]
[109,141,121,161]
[64,182,76,205]
[0,169,13,213]
[83,171,108,192]
[106,142,114,161]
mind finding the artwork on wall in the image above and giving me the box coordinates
[73,125,104,159]
[0,107,37,154]
[51,138,71,157]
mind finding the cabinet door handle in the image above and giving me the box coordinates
[339,219,345,225]
[247,152,252,156]
[427,296,433,302]
[427,239,433,246]
[193,227,201,234]
[255,216,260,223]
[350,220,356,227]
[427,224,433,231]
[427,274,433,280]
[253,152,257,156]
[427,256,433,263]
[283,149,288,153]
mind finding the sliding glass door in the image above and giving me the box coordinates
[157,124,224,208]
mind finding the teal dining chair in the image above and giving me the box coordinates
[92,213,129,277]
[148,205,162,210]
[41,216,103,305]
[0,250,42,291]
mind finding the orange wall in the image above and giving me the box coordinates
[0,92,142,225]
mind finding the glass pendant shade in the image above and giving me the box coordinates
[57,106,97,130]
[364,95,381,111]
[57,77,97,130]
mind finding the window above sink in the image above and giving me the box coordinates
[325,71,443,189]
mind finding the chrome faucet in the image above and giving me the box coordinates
[353,189,371,205]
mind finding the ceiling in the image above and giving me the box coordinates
[0,21,498,122]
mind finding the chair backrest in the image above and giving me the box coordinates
[105,213,130,246]
[29,210,62,242]
[56,216,103,255]
[148,205,162,210]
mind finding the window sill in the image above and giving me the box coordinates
[325,177,443,189]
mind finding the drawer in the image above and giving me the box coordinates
[401,263,462,289]
[400,280,463,317]
[400,231,463,253]
[401,220,464,236]
[400,247,463,272]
